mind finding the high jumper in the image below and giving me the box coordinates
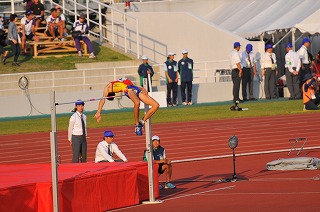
[94,78,159,135]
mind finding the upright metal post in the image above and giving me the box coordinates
[50,91,60,212]
[143,78,155,202]
[142,78,162,204]
[98,3,103,44]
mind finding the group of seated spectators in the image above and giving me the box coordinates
[0,0,96,66]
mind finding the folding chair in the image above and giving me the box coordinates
[288,137,308,156]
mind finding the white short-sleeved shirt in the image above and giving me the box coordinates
[285,50,301,73]
[230,49,242,69]
[241,51,256,68]
[297,45,309,64]
[261,52,277,69]
[20,16,36,35]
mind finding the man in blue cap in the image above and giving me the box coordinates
[95,130,128,163]
[241,44,257,101]
[261,44,278,99]
[285,43,301,100]
[298,37,312,88]
[68,100,87,163]
[138,55,154,92]
[229,42,243,102]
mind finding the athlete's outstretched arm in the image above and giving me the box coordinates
[94,84,111,122]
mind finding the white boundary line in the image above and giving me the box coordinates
[171,146,320,164]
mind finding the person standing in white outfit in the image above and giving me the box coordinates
[68,100,87,163]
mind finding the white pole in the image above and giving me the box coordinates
[143,78,155,202]
[292,28,296,52]
[136,19,140,59]
[50,91,60,212]
[10,0,14,13]
[141,79,162,204]
[98,4,103,44]
[124,14,127,53]
[148,73,152,95]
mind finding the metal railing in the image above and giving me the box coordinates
[0,60,230,96]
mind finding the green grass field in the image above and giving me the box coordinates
[0,42,131,74]
[0,99,315,135]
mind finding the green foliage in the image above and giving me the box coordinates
[0,99,316,135]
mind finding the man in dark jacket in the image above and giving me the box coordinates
[138,55,154,91]
[178,50,194,105]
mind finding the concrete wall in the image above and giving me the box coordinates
[0,80,265,118]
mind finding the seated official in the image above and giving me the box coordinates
[95,130,128,163]
[303,73,320,110]
[143,135,176,189]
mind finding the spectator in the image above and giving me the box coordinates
[68,100,87,163]
[95,130,128,163]
[20,11,40,56]
[241,44,257,101]
[45,8,64,41]
[2,14,21,66]
[23,0,33,12]
[302,73,320,110]
[143,135,176,189]
[261,44,278,99]
[71,13,95,58]
[29,0,45,29]
[0,17,7,57]
[55,6,68,36]
[94,78,159,136]
[297,38,312,88]
[229,42,243,102]
[138,55,154,91]
[313,51,320,74]
[178,49,194,105]
[164,52,179,106]
[285,43,301,100]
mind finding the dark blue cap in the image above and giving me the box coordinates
[234,42,241,48]
[26,10,33,15]
[265,44,273,49]
[302,37,310,45]
[75,100,85,106]
[286,43,293,48]
[246,44,253,52]
[104,130,114,137]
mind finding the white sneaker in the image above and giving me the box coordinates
[60,38,65,42]
[78,51,82,57]
[188,101,193,105]
[89,53,96,58]
[53,38,59,41]
[182,102,188,106]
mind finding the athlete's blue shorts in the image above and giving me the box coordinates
[125,85,142,99]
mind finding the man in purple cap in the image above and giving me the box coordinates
[95,130,128,163]
[298,37,312,87]
[241,44,257,101]
[285,43,301,100]
[261,44,278,99]
[229,42,243,102]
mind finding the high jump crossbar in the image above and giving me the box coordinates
[55,94,125,106]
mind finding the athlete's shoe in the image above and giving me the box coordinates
[165,182,176,189]
[135,123,143,136]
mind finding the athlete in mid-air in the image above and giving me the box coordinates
[94,78,159,135]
